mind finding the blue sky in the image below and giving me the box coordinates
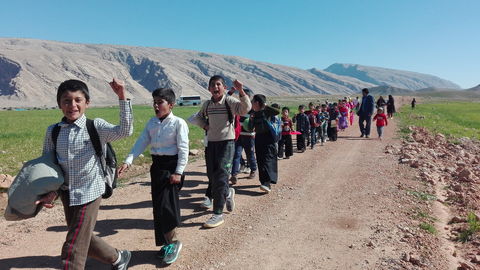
[1,0,478,88]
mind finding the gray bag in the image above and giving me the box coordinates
[5,151,64,221]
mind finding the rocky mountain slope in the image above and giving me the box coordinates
[325,63,461,90]
[0,38,375,107]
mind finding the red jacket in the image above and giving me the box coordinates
[373,113,388,127]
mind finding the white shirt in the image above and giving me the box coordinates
[124,112,189,174]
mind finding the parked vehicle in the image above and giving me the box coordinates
[177,95,202,106]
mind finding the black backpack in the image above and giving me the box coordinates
[52,119,118,199]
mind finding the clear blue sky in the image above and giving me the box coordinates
[1,0,478,88]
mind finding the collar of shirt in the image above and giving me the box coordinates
[156,112,174,124]
[59,114,87,128]
[210,94,226,104]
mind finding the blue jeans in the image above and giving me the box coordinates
[232,135,257,175]
[308,127,317,147]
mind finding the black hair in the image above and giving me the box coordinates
[271,103,280,109]
[298,104,305,110]
[362,88,369,94]
[252,94,266,106]
[208,75,226,87]
[244,87,254,97]
[152,88,176,104]
[308,102,314,107]
[282,106,289,112]
[57,79,90,106]
[321,103,327,107]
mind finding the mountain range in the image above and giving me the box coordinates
[0,38,465,107]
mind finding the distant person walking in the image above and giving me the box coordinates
[386,95,396,118]
[411,98,416,109]
[357,88,375,138]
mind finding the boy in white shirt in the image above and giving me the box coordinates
[118,88,189,265]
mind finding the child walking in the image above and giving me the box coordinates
[118,88,189,265]
[192,75,251,228]
[327,103,339,141]
[293,105,310,152]
[37,79,133,270]
[317,104,329,145]
[278,107,294,159]
[249,94,280,193]
[373,107,388,140]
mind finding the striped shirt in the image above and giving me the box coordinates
[42,100,133,206]
[193,94,251,142]
[124,112,189,174]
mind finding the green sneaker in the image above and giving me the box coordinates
[156,245,167,260]
[163,241,183,265]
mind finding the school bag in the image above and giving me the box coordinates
[52,119,118,199]
[267,115,282,142]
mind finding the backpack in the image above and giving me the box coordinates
[267,115,282,143]
[52,119,118,199]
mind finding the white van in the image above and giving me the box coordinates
[176,95,202,106]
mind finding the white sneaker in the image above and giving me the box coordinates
[200,197,212,209]
[203,214,224,228]
[260,185,271,193]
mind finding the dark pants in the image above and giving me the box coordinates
[60,191,117,270]
[150,155,181,246]
[255,134,278,187]
[359,115,372,136]
[296,133,306,151]
[278,134,293,158]
[205,140,235,214]
[307,127,317,148]
[232,135,257,176]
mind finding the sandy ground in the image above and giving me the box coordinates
[0,101,456,269]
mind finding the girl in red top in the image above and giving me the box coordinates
[278,107,294,159]
[373,107,388,140]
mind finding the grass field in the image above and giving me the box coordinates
[398,101,480,141]
[0,105,205,176]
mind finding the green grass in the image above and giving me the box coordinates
[458,212,480,242]
[397,102,480,140]
[407,190,437,201]
[419,222,437,234]
[0,105,204,176]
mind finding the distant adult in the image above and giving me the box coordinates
[357,88,375,138]
[386,95,396,118]
[411,98,416,109]
[376,96,386,110]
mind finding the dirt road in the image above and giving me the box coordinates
[0,109,454,269]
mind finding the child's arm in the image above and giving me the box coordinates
[384,115,388,126]
[171,119,190,184]
[118,123,152,176]
[190,101,209,130]
[373,114,378,120]
[229,80,252,116]
[96,79,133,142]
[42,125,55,155]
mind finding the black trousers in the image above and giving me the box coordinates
[358,115,372,136]
[296,133,306,150]
[205,140,235,214]
[150,155,181,246]
[278,134,293,158]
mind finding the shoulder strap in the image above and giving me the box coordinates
[52,124,61,148]
[224,98,233,124]
[86,119,103,158]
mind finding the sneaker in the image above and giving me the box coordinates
[203,214,224,228]
[200,197,212,209]
[285,156,290,159]
[365,135,370,138]
[112,250,131,270]
[226,188,235,212]
[360,134,364,138]
[163,241,183,265]
[277,157,283,160]
[229,175,238,185]
[248,170,256,179]
[156,245,167,260]
[260,184,271,193]
[239,164,246,173]
[242,166,250,174]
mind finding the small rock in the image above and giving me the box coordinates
[402,253,410,262]
[189,149,200,156]
[409,254,421,266]
[0,174,14,189]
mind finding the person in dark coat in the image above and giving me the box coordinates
[386,95,396,118]
[357,88,375,138]
[249,94,279,193]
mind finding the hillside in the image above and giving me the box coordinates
[364,85,414,96]
[0,38,375,107]
[325,63,460,90]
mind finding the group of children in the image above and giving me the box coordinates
[35,76,390,269]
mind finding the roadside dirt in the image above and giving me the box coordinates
[0,99,463,269]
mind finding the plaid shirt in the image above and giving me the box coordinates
[42,100,133,206]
